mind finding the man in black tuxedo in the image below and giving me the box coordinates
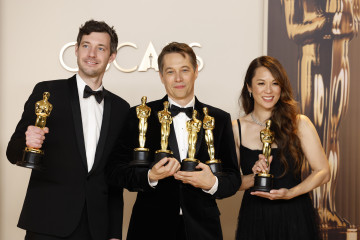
[108,42,241,240]
[6,20,129,240]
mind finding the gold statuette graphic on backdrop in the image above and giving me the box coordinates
[181,109,202,171]
[252,120,274,192]
[130,96,151,167]
[16,92,53,171]
[280,0,360,228]
[203,107,222,175]
[153,101,174,165]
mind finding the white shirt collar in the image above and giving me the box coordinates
[76,74,104,97]
[168,96,195,108]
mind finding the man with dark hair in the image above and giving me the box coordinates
[76,19,118,56]
[108,42,241,240]
[6,20,129,240]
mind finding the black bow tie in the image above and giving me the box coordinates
[83,85,104,103]
[170,105,193,118]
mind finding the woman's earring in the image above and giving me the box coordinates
[249,92,252,98]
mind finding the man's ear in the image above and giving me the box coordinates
[75,43,79,57]
[194,65,199,80]
[108,52,116,63]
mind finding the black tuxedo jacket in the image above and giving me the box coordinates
[108,96,241,240]
[6,75,129,240]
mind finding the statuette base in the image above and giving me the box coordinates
[181,158,199,171]
[130,148,150,167]
[17,149,44,171]
[206,159,223,176]
[151,150,173,168]
[251,173,273,192]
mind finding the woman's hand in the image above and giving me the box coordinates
[251,188,293,200]
[252,154,273,174]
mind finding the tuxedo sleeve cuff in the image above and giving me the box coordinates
[148,170,158,188]
[203,176,218,195]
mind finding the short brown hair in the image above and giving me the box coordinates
[77,20,118,55]
[157,42,197,73]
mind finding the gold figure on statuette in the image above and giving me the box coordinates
[35,92,53,128]
[203,107,221,165]
[156,101,173,154]
[26,92,53,154]
[135,96,151,151]
[130,96,151,166]
[186,110,202,161]
[259,120,274,175]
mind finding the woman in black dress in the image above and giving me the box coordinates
[232,56,330,240]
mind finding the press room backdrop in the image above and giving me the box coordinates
[0,0,266,239]
[268,0,360,230]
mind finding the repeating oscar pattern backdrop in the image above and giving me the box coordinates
[267,0,360,238]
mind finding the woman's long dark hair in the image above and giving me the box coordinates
[240,56,304,177]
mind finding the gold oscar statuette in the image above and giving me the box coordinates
[203,107,222,175]
[130,96,151,167]
[252,120,274,192]
[16,92,53,170]
[153,101,174,165]
[181,109,202,171]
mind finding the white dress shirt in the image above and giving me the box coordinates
[168,97,192,162]
[76,74,104,172]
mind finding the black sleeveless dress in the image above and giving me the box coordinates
[236,120,320,240]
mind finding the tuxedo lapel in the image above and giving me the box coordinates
[168,124,180,162]
[68,76,88,169]
[89,89,111,175]
[194,97,204,158]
